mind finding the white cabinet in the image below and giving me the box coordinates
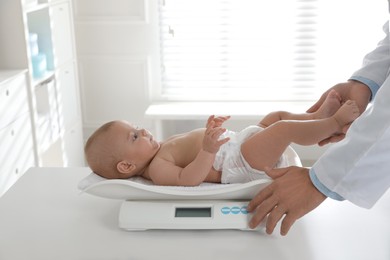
[24,1,83,167]
[62,121,84,166]
[0,72,30,129]
[50,3,74,67]
[56,62,80,129]
[0,0,84,192]
[0,71,35,196]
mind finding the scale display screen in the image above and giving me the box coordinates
[175,207,212,218]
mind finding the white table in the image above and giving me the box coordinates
[0,167,389,260]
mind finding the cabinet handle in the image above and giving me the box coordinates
[6,89,9,96]
[11,129,15,136]
[15,168,19,175]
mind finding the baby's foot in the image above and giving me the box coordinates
[314,90,342,119]
[333,100,360,127]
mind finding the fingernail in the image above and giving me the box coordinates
[248,221,254,229]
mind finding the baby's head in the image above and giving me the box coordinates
[84,120,160,179]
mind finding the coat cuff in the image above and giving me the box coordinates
[349,76,380,100]
[309,168,345,201]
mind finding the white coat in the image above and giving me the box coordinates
[311,14,390,209]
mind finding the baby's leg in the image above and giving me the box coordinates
[259,90,341,127]
[242,100,359,171]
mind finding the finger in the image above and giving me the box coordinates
[319,134,345,146]
[306,101,321,114]
[220,115,231,122]
[265,206,286,234]
[248,195,278,229]
[206,120,215,132]
[206,115,215,127]
[265,167,291,179]
[247,183,274,212]
[215,115,230,122]
[330,134,345,143]
[280,213,297,236]
[209,127,225,139]
[306,92,328,113]
[217,137,230,146]
[213,116,231,127]
[318,137,331,147]
[319,135,342,146]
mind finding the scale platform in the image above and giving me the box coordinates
[119,200,263,231]
[79,146,301,231]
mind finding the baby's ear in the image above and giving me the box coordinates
[116,161,136,175]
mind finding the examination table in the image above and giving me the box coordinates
[0,167,389,260]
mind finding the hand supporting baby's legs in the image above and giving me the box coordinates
[242,100,359,172]
[259,90,342,127]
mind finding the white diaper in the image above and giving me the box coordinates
[213,125,290,184]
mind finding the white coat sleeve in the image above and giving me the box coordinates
[311,77,390,208]
[350,21,390,98]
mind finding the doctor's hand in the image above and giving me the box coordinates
[308,80,371,114]
[307,80,371,113]
[247,166,326,236]
[307,80,371,146]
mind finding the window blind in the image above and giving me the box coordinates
[158,0,387,101]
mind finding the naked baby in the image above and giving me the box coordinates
[85,91,359,186]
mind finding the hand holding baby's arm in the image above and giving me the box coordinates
[203,115,230,154]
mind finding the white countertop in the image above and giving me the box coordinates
[0,69,27,84]
[145,101,313,120]
[0,167,389,260]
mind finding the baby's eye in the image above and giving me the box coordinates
[132,133,138,141]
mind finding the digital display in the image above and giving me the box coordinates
[175,207,212,218]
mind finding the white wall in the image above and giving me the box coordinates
[73,0,160,139]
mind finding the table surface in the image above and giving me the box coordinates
[0,167,389,260]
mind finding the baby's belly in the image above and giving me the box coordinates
[205,168,222,183]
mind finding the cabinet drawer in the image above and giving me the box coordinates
[0,73,29,129]
[0,114,35,196]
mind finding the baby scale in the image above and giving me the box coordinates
[78,146,301,231]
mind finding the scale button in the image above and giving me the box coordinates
[221,207,230,214]
[230,206,240,214]
[240,206,248,214]
[220,206,249,215]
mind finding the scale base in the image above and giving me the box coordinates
[119,200,265,231]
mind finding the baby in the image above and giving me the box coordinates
[85,90,359,186]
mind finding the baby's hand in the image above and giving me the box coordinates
[206,115,231,128]
[203,120,230,154]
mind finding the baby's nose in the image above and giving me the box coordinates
[140,129,148,136]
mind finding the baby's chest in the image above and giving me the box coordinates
[159,141,201,167]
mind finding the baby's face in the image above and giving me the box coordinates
[111,121,160,173]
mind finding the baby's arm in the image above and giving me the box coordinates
[150,116,230,186]
[202,116,231,154]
